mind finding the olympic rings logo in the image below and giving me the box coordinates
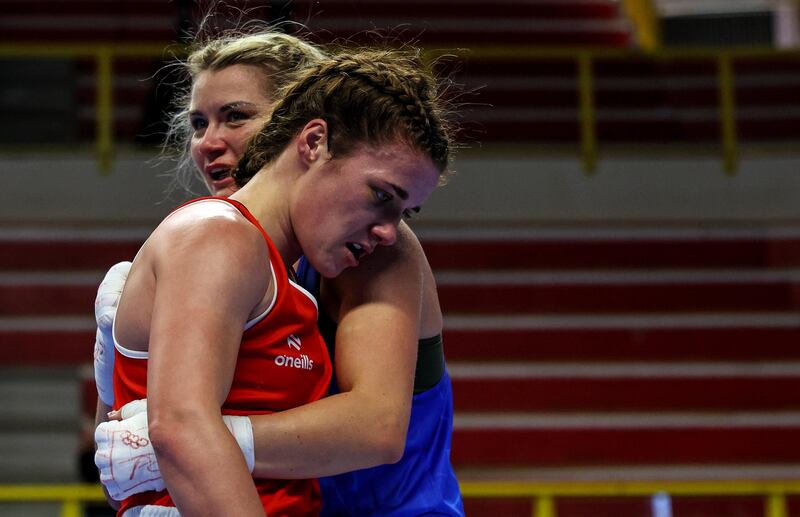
[121,430,150,449]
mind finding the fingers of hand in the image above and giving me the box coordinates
[94,412,163,500]
[119,399,148,420]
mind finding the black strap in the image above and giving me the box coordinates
[414,334,445,394]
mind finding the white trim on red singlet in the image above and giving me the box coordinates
[113,199,279,359]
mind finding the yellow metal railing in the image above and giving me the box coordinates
[1,43,799,175]
[1,480,799,516]
[460,480,800,517]
[622,0,661,52]
[0,484,105,517]
[717,52,739,175]
[0,43,178,174]
[576,51,597,175]
[459,45,800,175]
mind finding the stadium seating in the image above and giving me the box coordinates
[2,226,800,516]
[6,1,800,151]
[3,1,800,516]
[3,0,634,143]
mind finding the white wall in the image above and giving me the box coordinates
[421,153,800,224]
[656,0,777,16]
[2,150,799,226]
[1,153,187,225]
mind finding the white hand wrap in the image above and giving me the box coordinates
[95,399,255,500]
[94,261,132,407]
[95,411,163,500]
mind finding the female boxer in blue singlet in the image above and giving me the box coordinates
[92,29,464,516]
[297,252,464,516]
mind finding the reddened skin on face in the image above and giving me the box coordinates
[189,64,275,197]
[287,121,441,278]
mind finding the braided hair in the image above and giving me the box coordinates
[234,48,452,186]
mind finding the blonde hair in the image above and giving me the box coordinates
[235,47,453,184]
[164,30,327,192]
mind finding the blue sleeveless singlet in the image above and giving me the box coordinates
[296,257,464,516]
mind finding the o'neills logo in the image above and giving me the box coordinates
[275,354,313,370]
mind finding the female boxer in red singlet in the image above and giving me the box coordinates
[106,48,451,517]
